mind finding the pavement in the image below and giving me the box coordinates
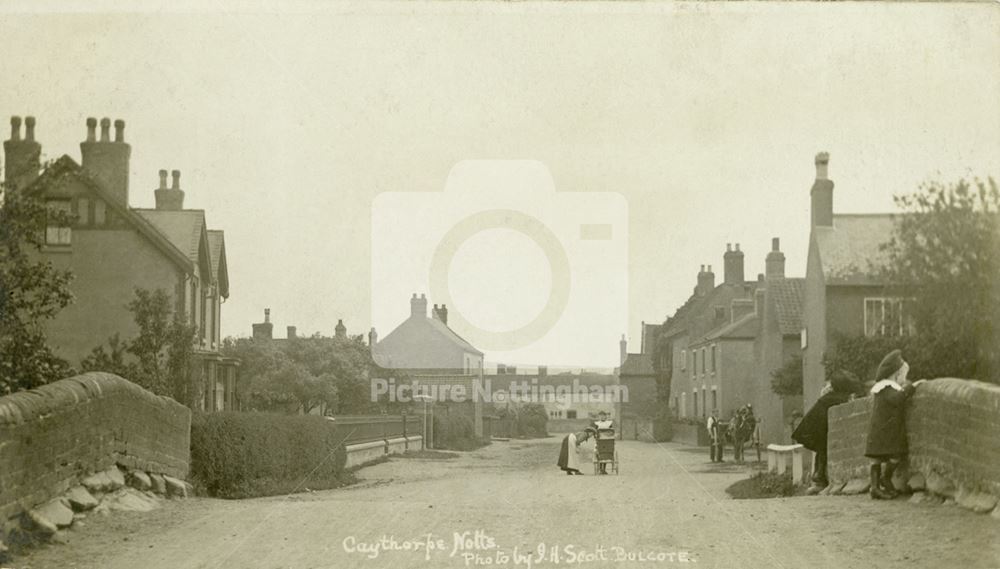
[13,438,1000,569]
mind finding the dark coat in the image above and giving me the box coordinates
[792,391,853,453]
[865,382,916,458]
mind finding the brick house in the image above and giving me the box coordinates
[616,334,657,440]
[3,115,238,411]
[801,153,905,408]
[662,245,765,421]
[372,293,486,436]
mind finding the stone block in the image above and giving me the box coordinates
[840,478,870,495]
[925,471,956,498]
[106,489,159,512]
[908,473,926,491]
[163,475,189,498]
[64,486,99,511]
[81,471,111,494]
[956,488,999,514]
[105,466,126,490]
[27,499,74,535]
[908,491,926,504]
[129,471,152,491]
[149,473,167,495]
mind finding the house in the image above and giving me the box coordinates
[372,293,486,436]
[801,153,904,408]
[661,245,765,422]
[487,368,617,433]
[3,115,238,411]
[616,335,657,440]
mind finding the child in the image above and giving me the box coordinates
[865,349,923,500]
[793,370,861,494]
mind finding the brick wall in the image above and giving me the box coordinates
[828,378,1000,496]
[0,372,191,523]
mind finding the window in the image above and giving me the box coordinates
[701,349,706,375]
[864,298,915,337]
[693,389,698,416]
[680,349,686,370]
[710,345,716,372]
[680,393,687,418]
[692,351,698,377]
[701,390,707,417]
[714,306,725,320]
[566,410,577,419]
[45,200,72,245]
[711,389,718,412]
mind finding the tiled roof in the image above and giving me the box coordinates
[134,209,206,265]
[620,353,655,377]
[426,316,483,356]
[704,312,758,341]
[770,278,804,335]
[814,214,895,285]
[207,230,229,298]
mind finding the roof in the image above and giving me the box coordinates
[704,311,758,341]
[814,214,895,285]
[207,230,229,298]
[769,278,804,335]
[25,156,194,272]
[373,312,483,370]
[425,317,482,355]
[620,353,655,377]
[134,209,206,265]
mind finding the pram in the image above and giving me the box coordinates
[592,428,619,475]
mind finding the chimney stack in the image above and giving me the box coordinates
[81,116,131,205]
[154,168,185,210]
[410,293,428,318]
[252,308,274,340]
[287,326,297,339]
[432,303,449,325]
[335,319,347,338]
[368,327,378,347]
[723,242,745,284]
[619,334,627,366]
[766,237,786,280]
[696,265,716,296]
[3,115,41,189]
[811,152,834,227]
[754,288,766,318]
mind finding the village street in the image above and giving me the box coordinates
[16,439,999,569]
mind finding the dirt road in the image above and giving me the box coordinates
[13,438,1000,569]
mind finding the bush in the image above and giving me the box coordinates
[726,471,800,499]
[432,412,487,451]
[653,410,674,442]
[190,412,350,498]
[514,404,549,438]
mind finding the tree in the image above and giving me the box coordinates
[0,178,75,394]
[770,354,803,396]
[82,288,197,404]
[877,177,999,382]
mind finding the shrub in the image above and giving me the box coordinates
[190,412,350,498]
[726,471,800,499]
[514,404,549,438]
[432,412,487,451]
[653,409,674,442]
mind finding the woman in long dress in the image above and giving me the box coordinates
[556,429,593,475]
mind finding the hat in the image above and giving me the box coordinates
[874,349,904,381]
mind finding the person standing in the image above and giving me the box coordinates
[707,409,723,462]
[865,349,923,500]
[793,370,861,494]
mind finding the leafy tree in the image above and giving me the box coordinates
[770,354,803,396]
[822,333,915,386]
[0,178,75,393]
[877,177,999,383]
[82,288,197,404]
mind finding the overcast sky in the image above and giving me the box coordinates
[1,2,997,369]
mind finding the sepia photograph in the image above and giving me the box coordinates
[0,1,998,568]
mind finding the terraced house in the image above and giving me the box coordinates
[3,115,238,411]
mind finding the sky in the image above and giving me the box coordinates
[1,1,998,369]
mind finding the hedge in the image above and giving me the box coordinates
[190,412,350,498]
[432,413,487,451]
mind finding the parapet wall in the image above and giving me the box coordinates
[828,378,1000,498]
[0,372,191,523]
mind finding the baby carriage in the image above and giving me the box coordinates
[592,427,619,475]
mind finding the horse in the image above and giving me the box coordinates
[728,412,757,463]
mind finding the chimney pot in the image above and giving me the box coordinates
[114,119,125,142]
[9,116,21,141]
[815,152,830,180]
[264,308,271,323]
[726,243,732,252]
[24,116,35,141]
[171,170,181,190]
[758,273,764,282]
[735,243,741,252]
[100,118,111,142]
[772,237,780,252]
[86,117,97,141]
[158,169,168,190]
[708,265,713,272]
[287,326,297,339]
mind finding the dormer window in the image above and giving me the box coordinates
[45,200,72,245]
